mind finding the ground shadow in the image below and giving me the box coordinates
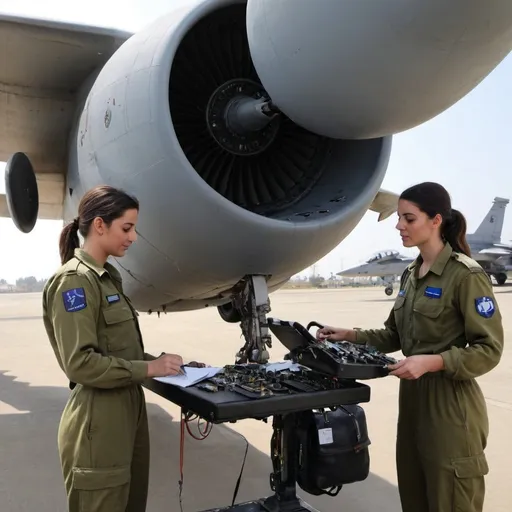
[495,287,512,294]
[0,370,400,512]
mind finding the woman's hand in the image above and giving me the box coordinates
[187,361,207,368]
[316,326,356,342]
[147,353,184,377]
[388,355,444,379]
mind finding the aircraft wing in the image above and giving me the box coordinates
[369,189,399,221]
[493,242,512,250]
[0,14,132,220]
[477,247,512,256]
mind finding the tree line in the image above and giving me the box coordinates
[0,276,48,292]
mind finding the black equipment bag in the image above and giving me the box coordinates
[296,404,371,497]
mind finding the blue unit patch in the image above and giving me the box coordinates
[107,294,120,304]
[62,288,87,312]
[398,290,406,297]
[475,296,495,318]
[424,286,442,299]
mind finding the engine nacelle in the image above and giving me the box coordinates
[247,0,512,139]
[65,0,391,312]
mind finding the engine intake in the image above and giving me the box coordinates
[73,0,391,312]
[169,4,385,222]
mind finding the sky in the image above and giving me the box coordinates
[1,0,512,283]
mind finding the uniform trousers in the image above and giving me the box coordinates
[396,373,489,512]
[58,383,149,512]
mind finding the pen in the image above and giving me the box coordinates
[160,352,186,375]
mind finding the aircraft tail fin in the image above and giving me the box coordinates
[468,197,509,243]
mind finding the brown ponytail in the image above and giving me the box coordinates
[58,185,139,265]
[59,218,80,264]
[399,182,471,257]
[442,208,471,257]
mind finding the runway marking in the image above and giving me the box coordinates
[0,316,42,322]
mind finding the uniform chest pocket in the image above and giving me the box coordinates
[412,301,446,342]
[101,306,135,353]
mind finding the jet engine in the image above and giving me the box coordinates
[66,0,391,317]
[3,0,512,363]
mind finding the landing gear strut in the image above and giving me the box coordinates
[223,275,272,364]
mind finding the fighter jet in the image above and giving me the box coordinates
[337,251,415,296]
[467,197,512,285]
[1,0,512,363]
[338,197,511,295]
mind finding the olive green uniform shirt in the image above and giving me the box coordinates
[355,242,504,380]
[42,248,155,389]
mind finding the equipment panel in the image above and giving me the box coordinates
[268,318,397,380]
[144,365,370,424]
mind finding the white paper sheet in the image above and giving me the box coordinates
[263,361,302,372]
[153,361,302,388]
[154,367,222,388]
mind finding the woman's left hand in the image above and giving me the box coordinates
[387,355,444,379]
[187,361,208,368]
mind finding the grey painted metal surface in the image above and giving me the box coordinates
[246,0,512,139]
[1,0,511,314]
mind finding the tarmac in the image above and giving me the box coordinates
[0,286,510,512]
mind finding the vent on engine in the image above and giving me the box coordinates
[169,4,333,218]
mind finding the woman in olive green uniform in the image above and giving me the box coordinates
[42,186,190,512]
[317,182,503,512]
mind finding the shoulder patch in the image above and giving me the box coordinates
[62,287,87,312]
[475,296,495,318]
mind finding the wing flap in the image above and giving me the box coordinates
[0,14,131,173]
[478,247,512,256]
[369,188,399,221]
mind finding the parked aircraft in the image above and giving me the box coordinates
[1,0,512,363]
[338,251,415,296]
[467,197,512,285]
[338,197,511,295]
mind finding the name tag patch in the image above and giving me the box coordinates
[424,286,442,299]
[107,294,120,304]
[62,288,87,312]
[475,296,495,318]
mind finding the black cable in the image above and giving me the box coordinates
[177,413,250,511]
[231,430,250,507]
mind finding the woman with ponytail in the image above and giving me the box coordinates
[42,185,201,512]
[316,182,503,512]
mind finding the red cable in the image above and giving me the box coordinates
[178,409,213,510]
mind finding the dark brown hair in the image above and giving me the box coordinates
[399,182,471,257]
[59,185,139,264]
